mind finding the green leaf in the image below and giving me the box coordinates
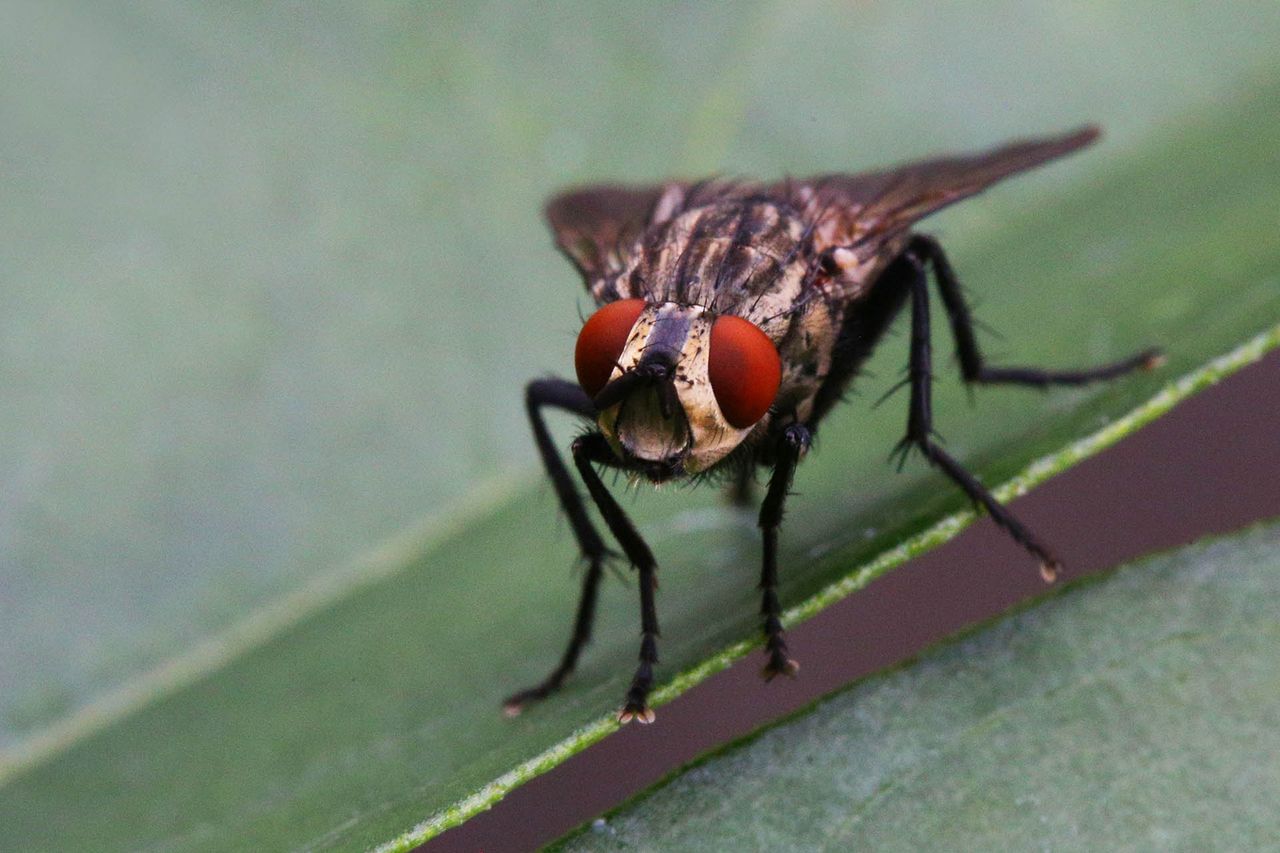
[2,4,1280,851]
[557,520,1280,850]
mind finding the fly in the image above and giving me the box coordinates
[504,127,1162,724]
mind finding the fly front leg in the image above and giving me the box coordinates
[572,433,662,724]
[504,379,608,715]
[909,234,1163,387]
[893,252,1064,581]
[727,462,756,508]
[758,423,811,680]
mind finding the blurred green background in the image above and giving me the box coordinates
[1,2,1279,849]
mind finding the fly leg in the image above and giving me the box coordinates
[572,433,662,724]
[758,423,810,679]
[909,234,1163,386]
[503,379,609,715]
[727,462,756,508]
[892,252,1065,581]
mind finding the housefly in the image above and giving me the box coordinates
[504,127,1161,724]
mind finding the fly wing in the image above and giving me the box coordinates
[546,128,1097,296]
[545,184,680,283]
[794,126,1100,260]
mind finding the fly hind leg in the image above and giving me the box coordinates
[892,252,1065,580]
[909,234,1163,388]
[894,235,1162,580]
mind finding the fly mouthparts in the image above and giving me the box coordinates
[592,352,680,413]
[592,370,646,410]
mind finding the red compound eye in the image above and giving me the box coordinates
[708,315,781,428]
[575,298,646,398]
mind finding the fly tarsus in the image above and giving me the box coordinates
[918,439,1062,582]
[503,549,608,717]
[618,634,658,725]
[909,233,1163,388]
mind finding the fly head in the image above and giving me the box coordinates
[575,300,782,480]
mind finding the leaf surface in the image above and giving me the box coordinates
[559,521,1280,851]
[1,3,1279,851]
